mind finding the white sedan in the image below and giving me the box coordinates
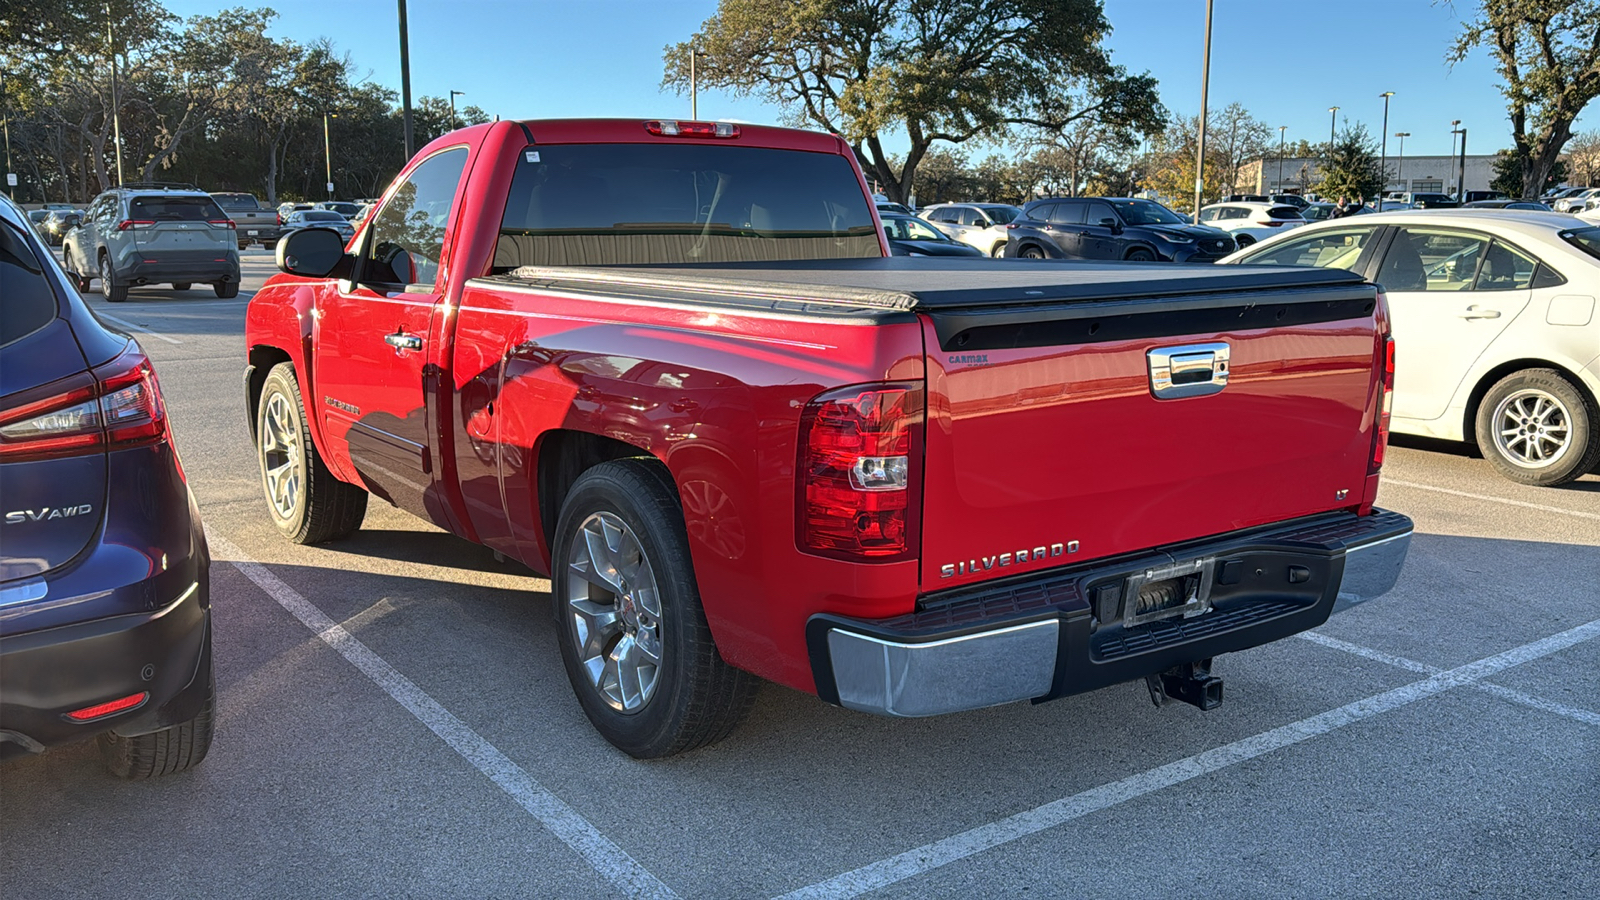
[1219,210,1600,486]
[1197,201,1307,246]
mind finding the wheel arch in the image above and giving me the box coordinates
[1462,357,1599,448]
[533,429,667,574]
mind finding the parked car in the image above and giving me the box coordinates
[1552,188,1599,214]
[1222,194,1269,203]
[0,191,215,777]
[1197,201,1307,246]
[880,213,984,256]
[1463,190,1510,204]
[26,209,51,238]
[247,118,1410,757]
[1003,196,1235,261]
[313,200,362,218]
[874,201,913,216]
[61,184,241,301]
[40,209,83,247]
[1370,200,1415,212]
[211,192,281,249]
[1393,192,1461,209]
[919,202,1023,256]
[280,209,355,242]
[1269,194,1310,210]
[1463,200,1552,211]
[1301,202,1373,222]
[1219,209,1600,485]
[276,202,315,221]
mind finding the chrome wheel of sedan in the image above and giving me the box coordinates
[565,511,663,714]
[260,391,303,519]
[1492,389,1572,468]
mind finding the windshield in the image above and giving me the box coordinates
[1562,227,1600,262]
[882,215,949,242]
[980,206,1022,225]
[213,194,260,211]
[496,143,880,267]
[1106,199,1187,226]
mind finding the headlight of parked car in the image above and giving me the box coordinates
[1153,232,1194,244]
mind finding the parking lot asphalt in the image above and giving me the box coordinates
[2,250,1597,899]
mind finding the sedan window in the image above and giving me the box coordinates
[1474,241,1538,291]
[1242,228,1374,271]
[1383,227,1490,293]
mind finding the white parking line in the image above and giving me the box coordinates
[1301,631,1600,727]
[93,312,183,345]
[207,531,678,900]
[1383,478,1600,522]
[776,614,1600,900]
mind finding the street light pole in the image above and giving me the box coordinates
[106,0,125,186]
[1193,0,1214,224]
[1449,120,1460,197]
[1277,125,1286,194]
[690,50,706,119]
[1452,124,1467,200]
[1394,132,1409,193]
[323,112,337,200]
[398,0,414,160]
[1378,92,1393,201]
[449,90,464,130]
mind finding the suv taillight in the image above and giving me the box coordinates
[1370,333,1395,473]
[0,345,168,462]
[208,218,236,229]
[797,384,920,560]
[116,219,155,231]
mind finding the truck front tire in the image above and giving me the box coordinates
[256,362,368,543]
[552,459,756,758]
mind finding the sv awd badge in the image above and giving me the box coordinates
[5,505,94,525]
[940,540,1079,578]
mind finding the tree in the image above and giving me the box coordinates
[1565,131,1600,186]
[1142,114,1230,212]
[662,0,1164,204]
[1451,0,1600,198]
[1490,149,1566,196]
[1318,124,1384,202]
[1209,103,1272,192]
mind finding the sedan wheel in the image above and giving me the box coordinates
[1474,369,1600,486]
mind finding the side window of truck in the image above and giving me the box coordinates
[364,147,469,288]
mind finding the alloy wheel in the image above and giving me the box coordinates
[260,391,304,519]
[565,512,663,714]
[1492,389,1572,468]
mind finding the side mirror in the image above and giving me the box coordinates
[276,227,351,279]
[1098,217,1121,232]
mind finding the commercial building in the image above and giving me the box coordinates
[1237,154,1500,198]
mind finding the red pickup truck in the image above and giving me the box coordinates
[244,119,1412,757]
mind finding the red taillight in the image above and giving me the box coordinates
[116,219,155,231]
[0,346,168,462]
[276,213,284,226]
[644,120,740,139]
[208,218,236,229]
[66,692,148,722]
[797,384,920,560]
[1371,334,1395,473]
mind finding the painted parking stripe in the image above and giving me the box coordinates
[1301,631,1600,727]
[94,312,183,345]
[1383,478,1600,522]
[776,614,1600,900]
[207,531,678,900]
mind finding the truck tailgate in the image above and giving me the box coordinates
[919,281,1383,589]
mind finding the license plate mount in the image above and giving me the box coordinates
[1122,557,1216,627]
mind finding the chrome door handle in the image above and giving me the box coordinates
[385,332,423,352]
[1459,306,1502,320]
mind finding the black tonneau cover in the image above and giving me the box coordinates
[481,258,1377,350]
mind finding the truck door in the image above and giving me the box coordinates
[313,146,470,524]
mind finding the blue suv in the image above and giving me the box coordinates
[0,192,214,777]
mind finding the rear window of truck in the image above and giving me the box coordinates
[212,194,261,210]
[493,143,880,268]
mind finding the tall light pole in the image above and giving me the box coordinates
[323,112,337,199]
[106,0,125,186]
[398,0,414,159]
[1328,107,1339,148]
[1378,92,1394,201]
[1277,125,1287,194]
[1394,132,1409,193]
[1449,120,1461,197]
[690,49,707,119]
[1451,123,1467,200]
[448,90,464,130]
[1193,0,1214,224]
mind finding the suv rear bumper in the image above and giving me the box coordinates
[808,509,1412,718]
[116,255,240,285]
[0,579,211,756]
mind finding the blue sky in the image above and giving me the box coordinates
[163,0,1591,159]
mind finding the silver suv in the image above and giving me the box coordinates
[62,183,241,301]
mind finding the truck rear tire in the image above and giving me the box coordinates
[552,459,756,758]
[1474,369,1600,486]
[257,362,368,543]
